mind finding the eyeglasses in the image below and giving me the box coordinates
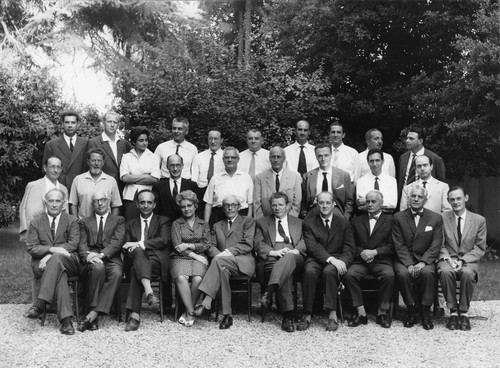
[92,198,109,204]
[223,203,239,209]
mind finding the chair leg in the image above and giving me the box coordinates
[247,278,252,323]
[73,280,80,323]
[174,284,180,321]
[159,281,164,323]
[41,304,47,327]
[293,280,298,318]
[114,283,123,322]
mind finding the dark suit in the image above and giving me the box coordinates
[302,213,355,313]
[392,208,443,306]
[125,214,171,314]
[254,215,306,312]
[344,213,395,310]
[198,215,255,315]
[43,136,88,191]
[79,214,125,315]
[27,212,80,321]
[152,178,199,221]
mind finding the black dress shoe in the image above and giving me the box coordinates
[125,317,140,332]
[193,304,210,317]
[403,306,417,328]
[446,315,459,330]
[60,318,75,335]
[257,292,272,310]
[422,310,434,330]
[77,318,92,332]
[296,317,311,331]
[326,319,339,332]
[348,313,368,327]
[219,314,233,329]
[89,317,99,331]
[24,306,43,319]
[281,317,295,332]
[459,315,471,331]
[433,307,445,317]
[377,314,391,328]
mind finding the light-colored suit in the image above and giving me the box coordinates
[400,177,451,213]
[253,168,302,218]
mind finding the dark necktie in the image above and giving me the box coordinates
[173,180,178,198]
[175,144,181,154]
[413,211,423,218]
[422,181,427,188]
[96,216,104,246]
[51,217,56,239]
[457,216,462,245]
[228,220,232,231]
[143,219,149,241]
[407,154,417,185]
[298,145,307,176]
[324,219,330,232]
[275,174,280,192]
[374,177,379,190]
[207,152,215,183]
[369,214,379,220]
[278,220,290,244]
[249,152,256,180]
[69,138,74,153]
[322,172,328,192]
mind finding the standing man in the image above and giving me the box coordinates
[69,148,122,219]
[392,184,443,330]
[438,186,487,331]
[298,191,355,332]
[238,129,271,181]
[88,110,131,194]
[344,191,395,328]
[123,189,171,331]
[24,188,80,335]
[301,143,353,220]
[284,120,317,176]
[255,192,306,332]
[329,122,360,183]
[194,195,256,330]
[254,146,302,218]
[155,117,198,180]
[358,129,396,178]
[43,109,88,191]
[78,192,125,332]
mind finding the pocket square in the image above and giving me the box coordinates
[336,184,345,190]
[425,226,433,232]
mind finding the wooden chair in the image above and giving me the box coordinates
[214,274,254,322]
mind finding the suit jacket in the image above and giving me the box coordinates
[253,168,302,218]
[27,212,80,260]
[210,215,256,276]
[19,178,69,241]
[42,136,88,191]
[400,178,451,213]
[152,178,199,221]
[302,213,355,266]
[397,148,446,196]
[301,167,353,219]
[440,210,487,264]
[125,214,171,281]
[392,208,443,266]
[254,215,306,260]
[79,214,125,263]
[351,213,394,265]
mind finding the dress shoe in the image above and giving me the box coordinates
[77,318,92,332]
[376,314,391,328]
[403,306,417,328]
[257,292,272,310]
[446,315,459,330]
[193,304,210,317]
[125,317,140,332]
[348,313,368,327]
[89,318,99,331]
[146,293,158,307]
[184,314,195,327]
[24,306,43,319]
[433,307,445,317]
[59,318,75,335]
[281,317,295,332]
[459,315,471,331]
[326,319,339,332]
[219,314,233,329]
[421,310,434,330]
[296,317,311,331]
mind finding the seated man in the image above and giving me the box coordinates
[392,184,443,330]
[194,195,256,329]
[438,186,487,331]
[78,192,125,332]
[299,191,355,332]
[255,192,306,332]
[123,189,171,331]
[24,188,80,335]
[344,190,395,328]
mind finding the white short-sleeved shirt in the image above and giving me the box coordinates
[120,148,161,201]
[203,171,254,209]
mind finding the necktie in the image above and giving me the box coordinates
[96,216,104,246]
[173,180,178,198]
[249,152,256,180]
[407,154,417,185]
[374,177,379,190]
[278,220,290,244]
[143,220,149,241]
[228,220,232,231]
[322,172,328,192]
[422,181,427,188]
[51,217,56,239]
[324,219,330,232]
[175,144,181,154]
[275,174,280,192]
[69,138,74,153]
[298,146,307,176]
[369,214,379,220]
[332,148,339,167]
[413,211,422,227]
[457,216,462,245]
[207,152,215,183]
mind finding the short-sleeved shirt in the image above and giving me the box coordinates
[203,170,254,209]
[154,139,198,179]
[120,148,161,201]
[331,143,360,183]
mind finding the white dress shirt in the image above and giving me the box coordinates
[274,215,291,243]
[356,172,398,209]
[238,148,271,178]
[284,141,318,173]
[191,148,225,188]
[316,167,333,196]
[358,149,396,178]
[101,132,120,162]
[63,134,78,150]
[404,147,425,184]
[154,139,198,179]
[331,143,360,183]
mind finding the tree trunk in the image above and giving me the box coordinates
[237,9,244,67]
[244,0,252,68]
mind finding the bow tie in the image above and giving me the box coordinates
[368,214,379,220]
[413,211,424,217]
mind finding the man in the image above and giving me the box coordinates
[397,127,446,197]
[77,192,125,332]
[255,192,306,332]
[88,111,131,194]
[194,195,255,329]
[254,146,302,218]
[298,191,355,331]
[392,184,443,330]
[191,130,225,196]
[301,142,353,220]
[400,155,451,214]
[204,147,254,226]
[438,186,487,331]
[358,129,396,178]
[329,122,360,183]
[344,190,395,328]
[123,189,171,331]
[284,120,318,176]
[238,129,271,181]
[356,149,397,212]
[69,148,122,219]
[19,156,69,242]
[42,109,88,191]
[24,188,80,335]
[155,117,198,179]
[152,154,198,221]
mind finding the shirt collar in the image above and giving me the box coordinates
[455,210,467,221]
[140,214,153,222]
[95,212,110,223]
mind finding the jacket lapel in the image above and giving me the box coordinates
[404,210,417,236]
[102,140,117,167]
[268,216,277,248]
[55,213,68,242]
[309,169,318,198]
[57,137,72,161]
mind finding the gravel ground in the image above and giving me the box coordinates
[1,301,499,368]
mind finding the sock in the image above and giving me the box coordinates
[202,296,212,310]
[86,310,98,322]
[130,312,140,321]
[356,305,367,317]
[450,308,458,316]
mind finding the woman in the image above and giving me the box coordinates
[171,190,215,327]
[120,126,161,220]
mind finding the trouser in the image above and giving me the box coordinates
[438,260,478,313]
[301,258,340,314]
[394,261,435,306]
